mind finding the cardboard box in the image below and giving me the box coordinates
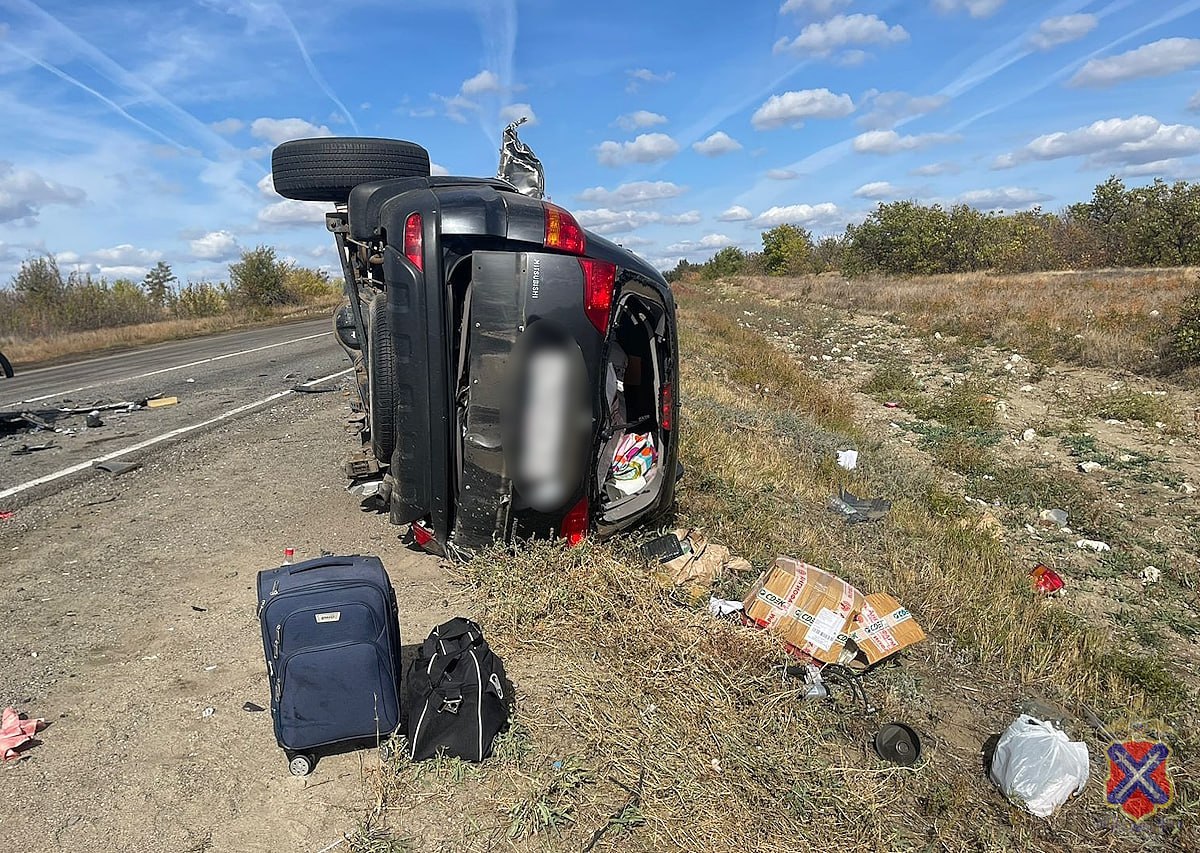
[742,556,863,665]
[743,557,925,668]
[847,593,926,667]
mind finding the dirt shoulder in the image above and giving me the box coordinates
[0,387,450,853]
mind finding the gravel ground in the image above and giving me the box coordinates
[0,386,451,852]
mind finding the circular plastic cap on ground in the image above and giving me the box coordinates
[874,722,922,766]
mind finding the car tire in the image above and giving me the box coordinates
[271,138,431,203]
[0,351,12,379]
[368,294,398,464]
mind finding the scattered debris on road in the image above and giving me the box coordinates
[1,706,46,761]
[92,459,141,477]
[1030,563,1065,594]
[989,714,1089,817]
[874,722,922,766]
[10,442,56,456]
[743,556,925,668]
[827,489,891,523]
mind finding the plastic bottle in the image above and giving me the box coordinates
[283,547,295,565]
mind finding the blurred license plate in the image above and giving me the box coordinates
[519,349,569,483]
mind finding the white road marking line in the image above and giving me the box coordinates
[0,367,354,501]
[15,330,331,404]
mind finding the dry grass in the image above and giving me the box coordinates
[738,268,1199,376]
[352,282,1195,852]
[0,296,339,368]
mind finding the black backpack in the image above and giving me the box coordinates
[407,618,510,762]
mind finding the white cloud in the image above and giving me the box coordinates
[911,161,961,176]
[1092,124,1200,166]
[692,131,743,156]
[718,205,753,222]
[853,181,902,199]
[0,162,86,224]
[58,243,162,278]
[835,49,870,67]
[596,133,680,166]
[955,187,1052,209]
[853,130,961,154]
[626,68,674,93]
[500,103,537,126]
[752,203,845,228]
[250,118,333,146]
[258,199,330,227]
[766,169,799,180]
[857,91,948,130]
[780,0,850,15]
[1030,14,1097,50]
[993,115,1200,168]
[573,207,699,235]
[461,70,502,96]
[577,181,687,205]
[86,244,162,265]
[616,110,668,131]
[430,162,450,176]
[257,173,278,197]
[932,0,1005,18]
[211,118,244,135]
[436,94,479,124]
[1190,92,1200,112]
[190,230,241,261]
[775,14,908,57]
[665,233,734,254]
[1070,38,1200,88]
[1121,158,1200,179]
[751,88,856,129]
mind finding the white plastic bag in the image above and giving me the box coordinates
[989,715,1090,817]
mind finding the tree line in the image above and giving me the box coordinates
[667,176,1200,281]
[0,247,339,340]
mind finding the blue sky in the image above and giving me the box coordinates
[2,0,1200,282]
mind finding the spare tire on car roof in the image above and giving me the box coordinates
[271,137,431,203]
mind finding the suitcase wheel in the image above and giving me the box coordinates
[287,752,315,777]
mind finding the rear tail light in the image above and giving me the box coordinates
[660,381,673,431]
[411,520,434,547]
[543,202,586,255]
[579,259,616,334]
[404,212,423,270]
[560,496,589,546]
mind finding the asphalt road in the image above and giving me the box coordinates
[0,318,353,500]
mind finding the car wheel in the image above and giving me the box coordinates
[0,351,11,379]
[271,138,431,203]
[368,294,398,464]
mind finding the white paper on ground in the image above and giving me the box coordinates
[836,450,859,470]
[708,597,744,617]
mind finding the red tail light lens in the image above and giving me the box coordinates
[543,202,586,255]
[560,496,589,546]
[411,520,434,547]
[579,259,616,334]
[404,212,423,271]
[660,381,673,431]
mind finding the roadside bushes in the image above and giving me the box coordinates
[1,247,338,341]
[670,176,1200,282]
[1172,284,1200,366]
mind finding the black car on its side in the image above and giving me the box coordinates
[271,128,679,558]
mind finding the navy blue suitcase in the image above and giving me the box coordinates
[256,555,402,775]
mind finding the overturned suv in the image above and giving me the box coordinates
[271,126,679,558]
